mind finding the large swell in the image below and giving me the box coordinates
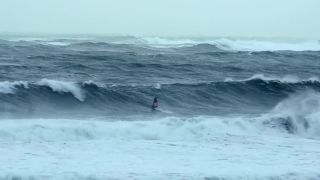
[1,77,320,117]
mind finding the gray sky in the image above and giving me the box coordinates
[0,0,319,38]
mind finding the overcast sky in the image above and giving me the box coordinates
[0,0,319,38]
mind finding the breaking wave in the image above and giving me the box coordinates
[1,90,320,143]
[37,79,85,101]
[0,76,320,118]
[262,90,320,138]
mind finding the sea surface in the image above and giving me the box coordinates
[0,35,320,179]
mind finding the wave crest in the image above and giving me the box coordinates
[225,74,320,83]
[37,79,85,101]
[128,37,320,51]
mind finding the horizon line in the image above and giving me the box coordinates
[0,31,319,41]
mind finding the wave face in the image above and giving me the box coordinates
[1,78,320,118]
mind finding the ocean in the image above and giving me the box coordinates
[0,35,320,179]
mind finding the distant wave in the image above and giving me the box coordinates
[2,36,320,51]
[211,38,320,51]
[64,37,320,51]
[123,37,320,51]
[225,74,320,83]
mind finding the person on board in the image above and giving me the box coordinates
[152,97,158,110]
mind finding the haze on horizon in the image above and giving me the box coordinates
[0,0,319,39]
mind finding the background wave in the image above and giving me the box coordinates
[1,35,320,51]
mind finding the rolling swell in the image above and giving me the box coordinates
[0,78,319,118]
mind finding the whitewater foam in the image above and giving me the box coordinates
[0,117,319,180]
[128,37,320,51]
[213,38,320,51]
[263,90,320,138]
[0,81,28,94]
[225,74,320,83]
[0,115,280,142]
[44,41,71,46]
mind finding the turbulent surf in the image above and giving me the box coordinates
[0,35,320,180]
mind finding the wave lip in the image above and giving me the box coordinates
[37,79,85,101]
[0,79,85,101]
